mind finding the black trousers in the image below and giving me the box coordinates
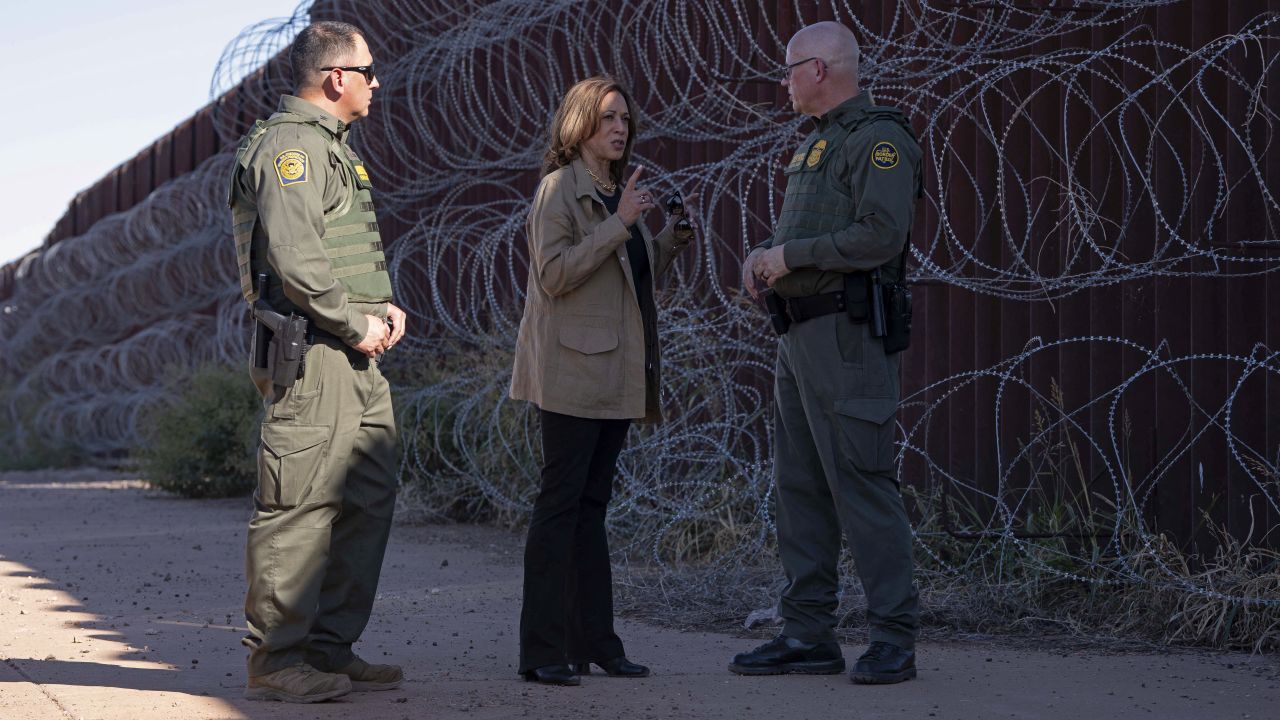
[518,409,630,673]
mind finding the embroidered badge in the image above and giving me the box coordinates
[354,165,370,182]
[871,141,899,170]
[274,150,309,187]
[786,146,807,172]
[806,139,828,168]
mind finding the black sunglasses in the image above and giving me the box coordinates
[780,56,821,81]
[321,64,376,83]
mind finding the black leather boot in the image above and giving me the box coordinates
[850,641,916,684]
[522,664,581,686]
[571,657,650,677]
[728,634,845,675]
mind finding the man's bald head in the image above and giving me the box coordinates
[789,21,860,80]
[782,21,861,117]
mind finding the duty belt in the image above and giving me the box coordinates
[306,325,369,364]
[764,272,874,335]
[785,290,867,325]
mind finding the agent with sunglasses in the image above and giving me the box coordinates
[228,20,408,703]
[732,21,923,685]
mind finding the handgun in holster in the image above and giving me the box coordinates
[871,250,913,355]
[762,289,791,335]
[881,281,912,354]
[250,273,309,392]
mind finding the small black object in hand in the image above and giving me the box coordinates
[666,191,684,217]
[674,217,694,242]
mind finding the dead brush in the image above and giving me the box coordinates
[887,383,1280,652]
[1157,523,1280,652]
[387,352,1280,652]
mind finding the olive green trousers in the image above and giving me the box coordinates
[773,312,918,650]
[243,338,398,676]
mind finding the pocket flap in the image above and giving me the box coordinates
[559,325,618,355]
[261,424,330,458]
[834,397,898,425]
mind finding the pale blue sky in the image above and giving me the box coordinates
[0,0,307,266]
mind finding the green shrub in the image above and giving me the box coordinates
[135,364,262,498]
[0,381,85,470]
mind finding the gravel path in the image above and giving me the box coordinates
[1,468,1276,720]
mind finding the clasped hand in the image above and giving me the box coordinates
[742,246,791,299]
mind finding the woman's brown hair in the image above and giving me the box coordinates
[542,75,637,182]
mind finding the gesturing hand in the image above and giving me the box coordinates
[617,167,657,226]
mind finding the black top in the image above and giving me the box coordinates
[598,190,651,300]
[598,190,657,373]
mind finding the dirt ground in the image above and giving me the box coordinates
[1,468,1276,720]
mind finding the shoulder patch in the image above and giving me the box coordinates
[786,144,808,172]
[274,149,309,187]
[871,141,899,170]
[354,165,370,182]
[806,139,828,168]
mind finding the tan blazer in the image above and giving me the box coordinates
[510,157,687,422]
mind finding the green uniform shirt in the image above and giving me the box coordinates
[752,92,922,298]
[233,95,384,346]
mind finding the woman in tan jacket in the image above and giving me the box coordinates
[510,75,692,685]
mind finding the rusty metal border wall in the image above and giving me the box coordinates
[3,1,1277,554]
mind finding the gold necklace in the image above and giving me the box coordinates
[585,166,617,194]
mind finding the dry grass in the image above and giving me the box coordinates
[390,357,1280,653]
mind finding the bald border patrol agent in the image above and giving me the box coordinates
[228,21,408,703]
[730,21,923,685]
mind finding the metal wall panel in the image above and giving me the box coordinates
[6,0,1277,548]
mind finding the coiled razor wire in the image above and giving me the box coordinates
[1,0,1278,619]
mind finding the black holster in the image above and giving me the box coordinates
[763,290,791,335]
[846,269,912,354]
[881,282,913,354]
[251,300,308,391]
[843,272,871,323]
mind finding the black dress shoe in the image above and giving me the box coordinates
[850,641,916,684]
[571,657,650,678]
[522,664,581,686]
[728,634,845,675]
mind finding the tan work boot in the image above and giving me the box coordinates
[245,663,352,703]
[335,656,404,691]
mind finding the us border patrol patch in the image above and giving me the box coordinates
[274,150,309,187]
[806,139,828,168]
[871,141,899,170]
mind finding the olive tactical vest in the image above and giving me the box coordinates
[773,105,917,287]
[228,112,392,308]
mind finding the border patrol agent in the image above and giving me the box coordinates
[730,21,923,685]
[227,21,408,703]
